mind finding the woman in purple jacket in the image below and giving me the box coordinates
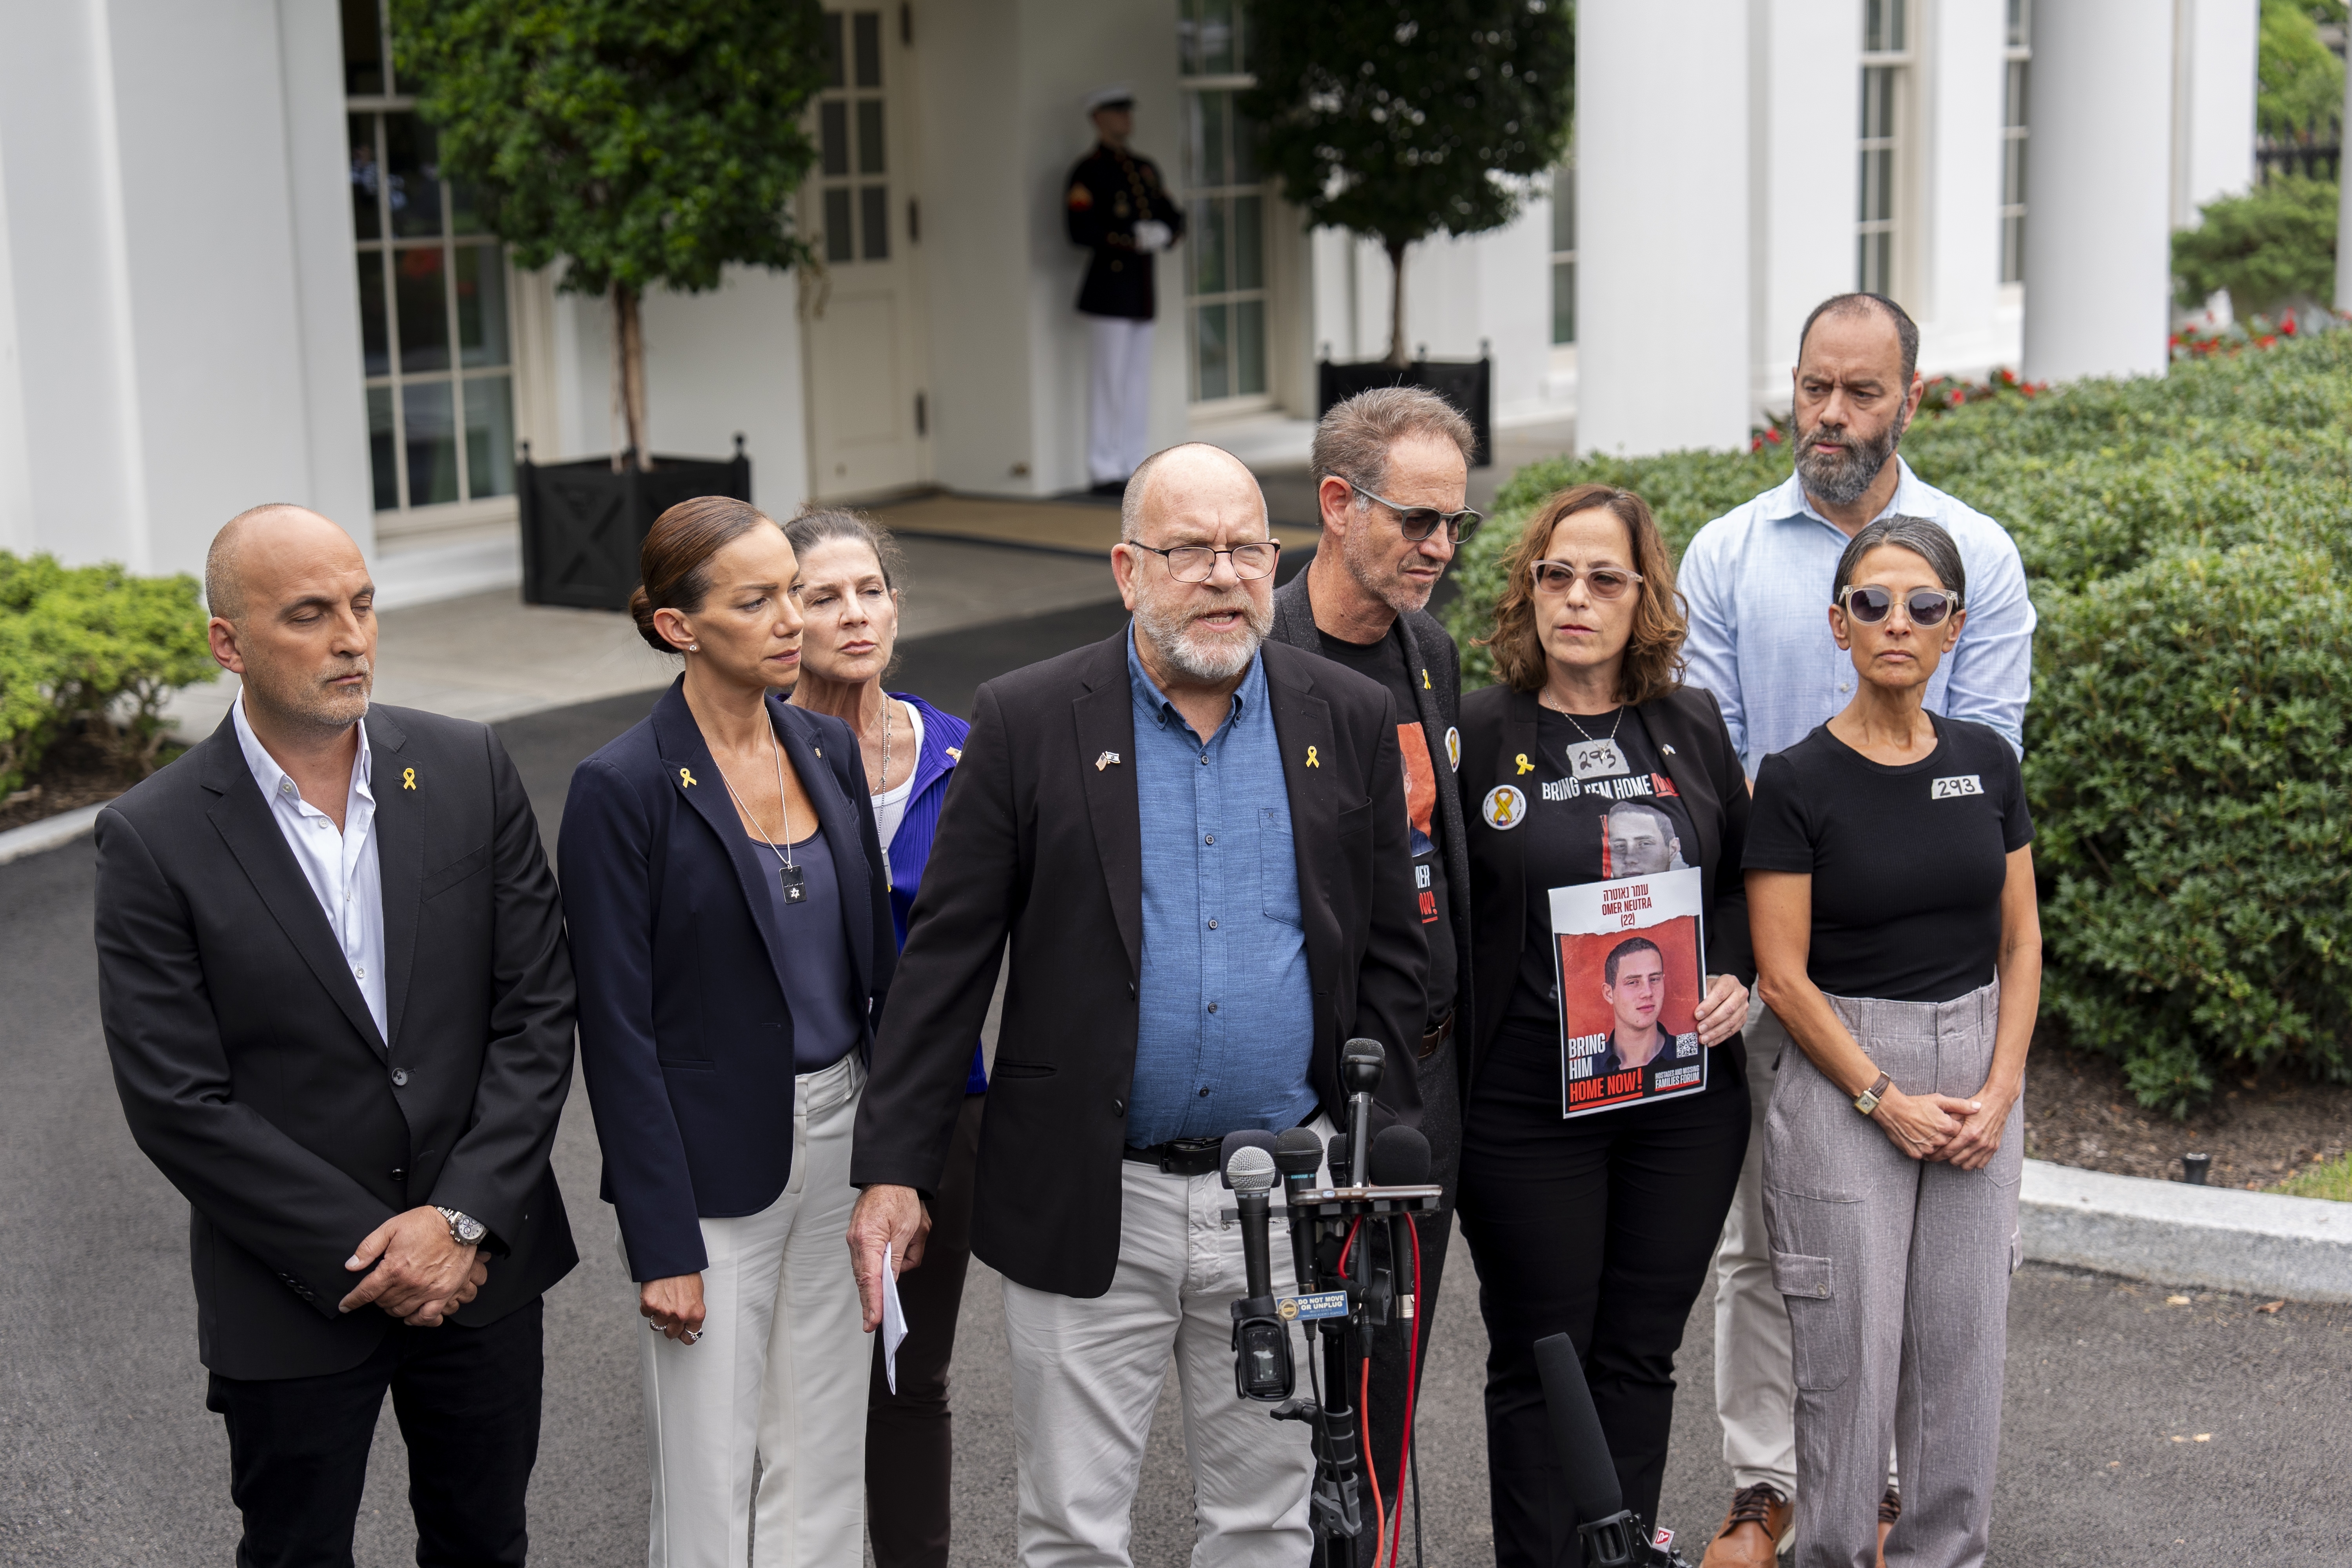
[783,507,980,1568]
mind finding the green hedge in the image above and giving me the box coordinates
[0,553,216,798]
[1445,330,2352,1112]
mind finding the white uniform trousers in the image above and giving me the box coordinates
[1001,1127,1334,1568]
[1086,315,1155,485]
[635,1051,870,1568]
[1712,1003,1899,1505]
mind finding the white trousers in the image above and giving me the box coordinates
[1001,1129,1334,1568]
[1711,1002,1897,1503]
[635,1052,870,1568]
[1087,316,1154,484]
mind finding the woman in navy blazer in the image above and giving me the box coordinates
[782,507,980,1568]
[560,497,894,1568]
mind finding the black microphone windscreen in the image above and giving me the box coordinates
[1368,1125,1431,1187]
[1342,1038,1386,1069]
[1220,1129,1280,1189]
[1533,1333,1623,1520]
[1273,1127,1324,1178]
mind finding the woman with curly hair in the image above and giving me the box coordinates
[1455,483,1757,1565]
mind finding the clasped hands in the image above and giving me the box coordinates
[338,1205,485,1325]
[1868,1078,2016,1171]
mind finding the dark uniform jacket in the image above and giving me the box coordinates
[94,706,578,1381]
[849,630,1427,1299]
[1065,141,1185,320]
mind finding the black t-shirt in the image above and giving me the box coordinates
[1744,715,2032,1004]
[1314,624,1458,1030]
[1502,706,1702,1031]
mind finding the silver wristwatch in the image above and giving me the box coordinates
[437,1207,487,1247]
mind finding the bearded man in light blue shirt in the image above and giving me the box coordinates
[1682,292,2033,1568]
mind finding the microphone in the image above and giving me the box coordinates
[1365,1125,1431,1329]
[1536,1332,1686,1566]
[1272,1127,1324,1293]
[1341,1038,1384,1196]
[1367,1124,1430,1187]
[1223,1137,1292,1402]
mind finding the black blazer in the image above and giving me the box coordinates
[94,707,577,1381]
[851,630,1428,1299]
[560,679,894,1283]
[1458,683,1755,1085]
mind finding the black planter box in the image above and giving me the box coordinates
[1316,358,1492,468]
[518,439,753,610]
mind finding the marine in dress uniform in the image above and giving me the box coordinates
[1065,86,1185,492]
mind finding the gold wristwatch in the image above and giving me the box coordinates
[1853,1072,1893,1117]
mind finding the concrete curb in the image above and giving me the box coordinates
[2021,1158,2352,1303]
[0,804,103,867]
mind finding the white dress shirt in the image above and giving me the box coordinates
[232,696,388,1041]
[1677,457,2035,776]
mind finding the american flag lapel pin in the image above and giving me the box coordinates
[1096,750,1122,771]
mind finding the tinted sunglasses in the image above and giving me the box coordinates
[1529,560,1644,601]
[1356,486,1485,545]
[1837,584,1959,626]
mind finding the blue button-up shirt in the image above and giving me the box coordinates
[1125,630,1318,1146]
[1679,458,2035,776]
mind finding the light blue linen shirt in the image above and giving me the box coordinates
[1125,630,1318,1147]
[1678,457,2034,776]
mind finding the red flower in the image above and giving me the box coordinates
[2282,318,2297,336]
[1766,427,1783,444]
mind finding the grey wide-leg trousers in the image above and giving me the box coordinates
[1763,981,2022,1568]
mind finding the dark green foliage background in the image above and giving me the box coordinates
[1443,334,2352,1112]
[2171,175,2339,316]
[1240,0,1573,250]
[387,0,827,298]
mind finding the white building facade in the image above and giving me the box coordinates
[0,0,2259,604]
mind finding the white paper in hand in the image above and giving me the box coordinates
[881,1242,910,1394]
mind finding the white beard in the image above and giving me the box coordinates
[1134,590,1270,682]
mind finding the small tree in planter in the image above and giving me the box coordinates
[391,0,828,468]
[1243,0,1574,368]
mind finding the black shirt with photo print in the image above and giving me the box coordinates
[1743,714,2032,1005]
[1501,706,1702,1032]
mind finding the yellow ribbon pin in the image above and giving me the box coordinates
[1421,668,1431,690]
[679,767,698,788]
[1515,753,1534,775]
[401,767,416,791]
[1305,746,1320,768]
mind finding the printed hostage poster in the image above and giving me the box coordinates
[1548,866,1708,1118]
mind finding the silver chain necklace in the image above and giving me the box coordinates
[717,724,805,903]
[1540,690,1625,746]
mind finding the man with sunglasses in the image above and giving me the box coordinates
[850,441,1426,1567]
[1268,385,1480,1563]
[1678,293,2034,1568]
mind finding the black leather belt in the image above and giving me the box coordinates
[1122,1136,1225,1178]
[1419,1010,1457,1061]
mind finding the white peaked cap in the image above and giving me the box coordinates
[1084,83,1136,115]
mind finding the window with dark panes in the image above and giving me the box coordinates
[1179,0,1270,405]
[2001,0,2030,285]
[1856,0,1910,297]
[814,12,891,265]
[1550,155,1577,347]
[343,0,516,517]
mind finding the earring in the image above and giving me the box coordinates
[688,643,700,652]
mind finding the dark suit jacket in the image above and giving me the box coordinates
[1064,142,1183,319]
[559,679,895,1283]
[1268,568,1474,1054]
[851,629,1428,1299]
[1459,682,1755,1087]
[94,706,577,1381]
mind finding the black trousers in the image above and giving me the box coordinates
[1458,1024,1749,1568]
[203,1296,544,1568]
[1353,1036,1462,1567]
[866,1091,984,1568]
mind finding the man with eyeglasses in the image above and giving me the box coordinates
[1268,384,1480,1563]
[849,442,1426,1566]
[1678,293,2033,1568]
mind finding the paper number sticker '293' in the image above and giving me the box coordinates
[1931,775,1983,799]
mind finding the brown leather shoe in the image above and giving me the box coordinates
[1699,1483,1790,1568]
[1875,1486,1901,1567]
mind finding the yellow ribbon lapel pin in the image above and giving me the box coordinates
[679,767,698,788]
[401,767,417,791]
[1304,746,1320,768]
[1515,753,1535,775]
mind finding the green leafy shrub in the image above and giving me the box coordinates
[2172,175,2340,317]
[0,552,216,797]
[1445,330,2352,1110]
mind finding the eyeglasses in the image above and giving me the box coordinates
[1131,541,1281,583]
[1355,487,1486,545]
[1837,584,1960,626]
[1528,560,1644,600]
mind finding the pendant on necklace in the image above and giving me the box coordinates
[780,863,807,903]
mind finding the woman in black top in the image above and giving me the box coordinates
[1456,484,1755,1565]
[1744,515,2041,1568]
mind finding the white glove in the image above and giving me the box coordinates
[1132,220,1173,254]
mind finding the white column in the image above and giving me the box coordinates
[1912,0,2008,378]
[1577,0,1750,457]
[1748,0,1858,413]
[2023,0,2173,383]
[2171,0,2259,225]
[0,139,33,553]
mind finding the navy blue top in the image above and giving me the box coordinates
[880,693,988,1094]
[1124,632,1316,1146]
[753,828,861,1073]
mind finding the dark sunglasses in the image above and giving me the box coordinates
[1356,486,1485,545]
[1837,584,1960,626]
